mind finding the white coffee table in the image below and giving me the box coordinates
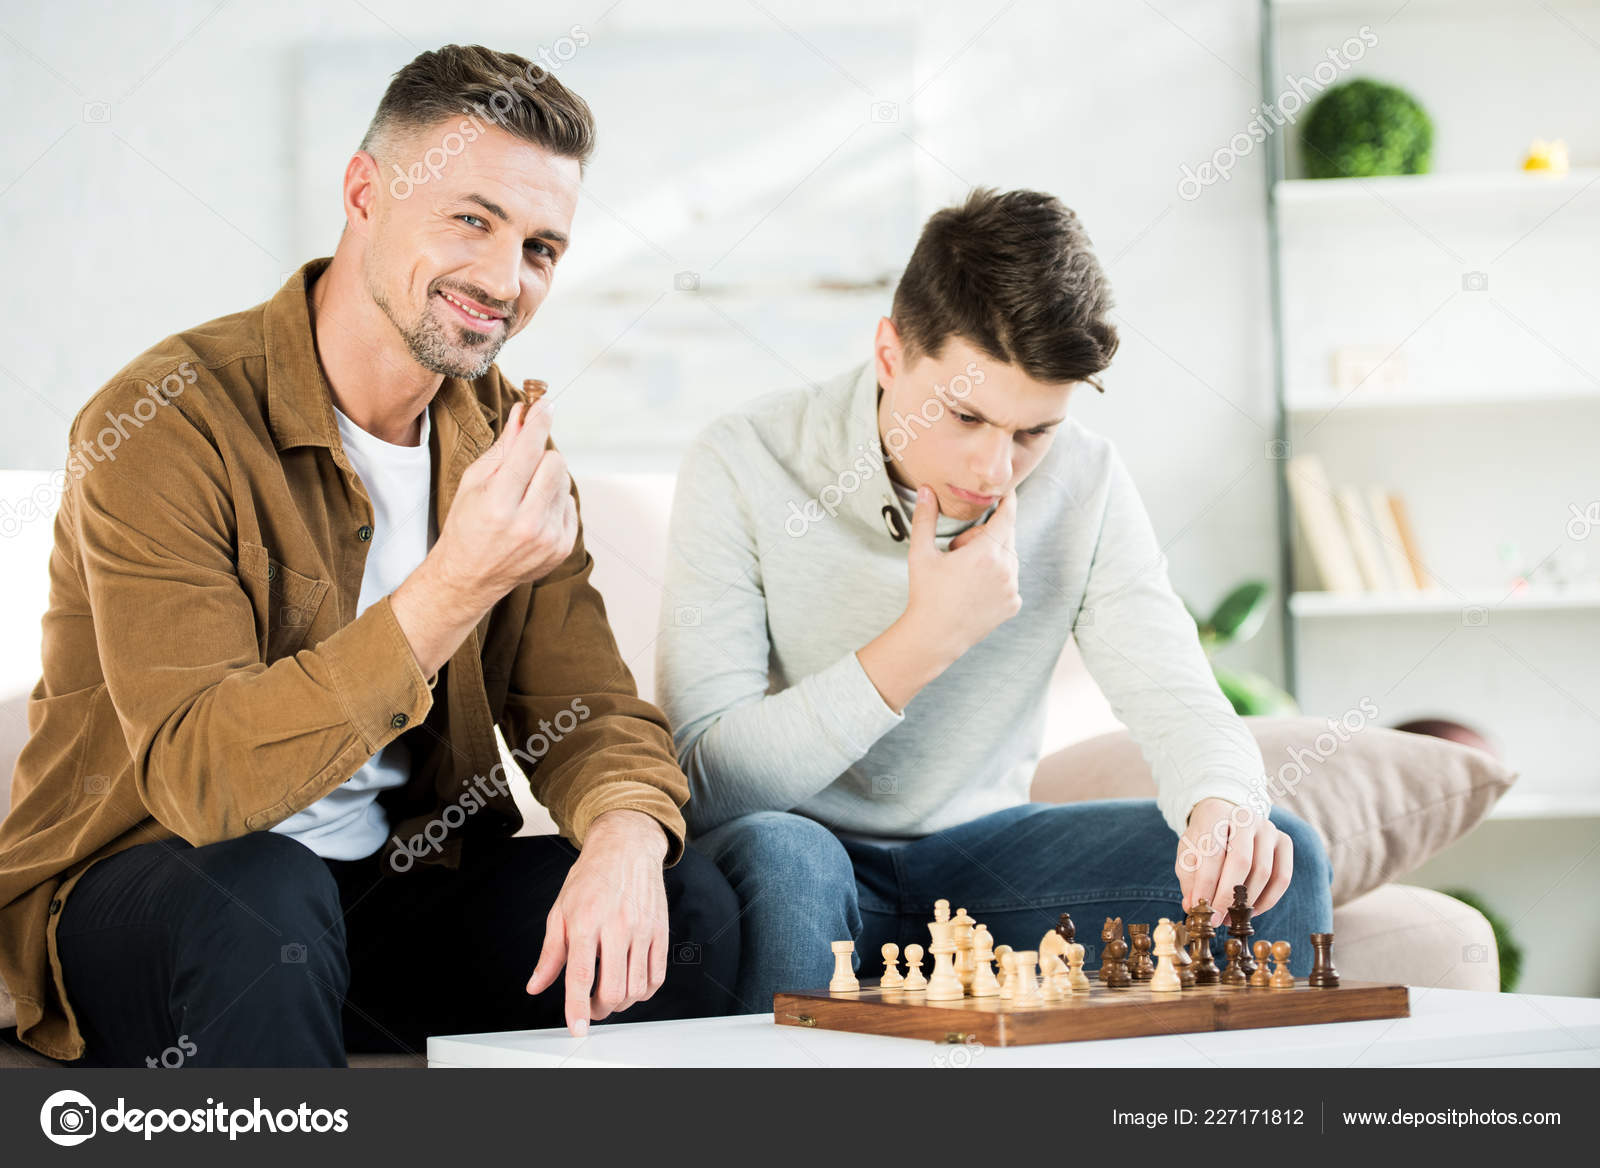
[428,986,1600,1068]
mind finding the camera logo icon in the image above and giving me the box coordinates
[1462,606,1488,627]
[1265,438,1291,460]
[40,1089,97,1146]
[1462,943,1489,963]
[82,101,111,124]
[672,941,702,965]
[281,942,307,963]
[870,775,899,796]
[1461,271,1488,292]
[674,606,701,627]
[869,100,899,123]
[673,271,700,292]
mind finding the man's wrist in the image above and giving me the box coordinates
[585,808,670,858]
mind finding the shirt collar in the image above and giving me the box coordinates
[264,257,494,455]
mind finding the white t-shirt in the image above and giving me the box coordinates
[270,402,436,859]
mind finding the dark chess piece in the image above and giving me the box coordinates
[1129,924,1154,980]
[1173,920,1196,988]
[1220,937,1248,987]
[1309,932,1341,988]
[1055,913,1076,947]
[1103,936,1132,988]
[1098,917,1126,984]
[1187,901,1219,985]
[1227,884,1257,978]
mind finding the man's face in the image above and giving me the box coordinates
[361,121,581,380]
[875,325,1076,522]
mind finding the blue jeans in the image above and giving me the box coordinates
[691,799,1333,1013]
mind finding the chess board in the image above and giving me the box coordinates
[773,979,1410,1047]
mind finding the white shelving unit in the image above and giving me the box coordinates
[1264,0,1600,820]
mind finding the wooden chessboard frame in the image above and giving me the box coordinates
[773,979,1410,1047]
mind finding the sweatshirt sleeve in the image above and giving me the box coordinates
[1069,443,1272,835]
[655,430,903,836]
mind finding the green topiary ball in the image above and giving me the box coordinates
[1440,888,1523,993]
[1301,78,1433,179]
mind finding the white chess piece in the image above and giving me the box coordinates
[925,912,964,1001]
[1010,951,1043,1007]
[829,940,860,993]
[1039,952,1066,999]
[1150,918,1182,993]
[903,944,927,991]
[880,942,904,989]
[970,925,1001,997]
[952,907,977,992]
[1039,930,1071,997]
[1066,942,1092,992]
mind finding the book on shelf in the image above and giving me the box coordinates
[1286,454,1363,593]
[1287,454,1426,594]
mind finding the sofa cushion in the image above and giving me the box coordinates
[1030,716,1517,905]
[1331,883,1499,991]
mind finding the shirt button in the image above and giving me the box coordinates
[390,713,409,729]
[266,562,278,581]
[357,525,373,542]
[48,898,61,915]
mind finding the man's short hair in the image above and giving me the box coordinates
[360,43,596,172]
[891,188,1119,391]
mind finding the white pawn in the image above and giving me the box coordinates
[993,944,1014,993]
[880,942,904,988]
[1039,952,1066,999]
[1150,918,1182,993]
[1066,942,1092,992]
[970,925,1001,997]
[829,940,860,993]
[903,943,927,991]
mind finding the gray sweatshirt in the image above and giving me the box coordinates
[656,360,1269,840]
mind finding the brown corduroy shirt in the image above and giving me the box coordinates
[0,258,688,1060]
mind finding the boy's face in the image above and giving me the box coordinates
[873,318,1077,522]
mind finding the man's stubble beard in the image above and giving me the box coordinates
[367,258,505,381]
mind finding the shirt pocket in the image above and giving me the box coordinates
[235,540,331,662]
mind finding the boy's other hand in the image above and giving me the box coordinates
[1177,796,1294,927]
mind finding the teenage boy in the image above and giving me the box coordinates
[0,45,737,1066]
[656,188,1332,1008]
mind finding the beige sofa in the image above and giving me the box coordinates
[0,469,1500,1067]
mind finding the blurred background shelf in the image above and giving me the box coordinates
[1289,589,1600,618]
[1284,385,1600,413]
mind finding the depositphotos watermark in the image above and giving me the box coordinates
[784,361,985,538]
[388,28,591,200]
[388,697,590,871]
[39,1089,348,1145]
[1177,26,1378,200]
[0,362,197,540]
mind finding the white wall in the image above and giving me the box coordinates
[0,0,1288,682]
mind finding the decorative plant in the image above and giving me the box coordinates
[1184,581,1299,717]
[1301,78,1434,179]
[1440,888,1523,993]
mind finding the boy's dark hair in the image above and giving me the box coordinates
[360,44,596,172]
[891,188,1119,391]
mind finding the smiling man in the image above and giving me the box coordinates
[656,188,1333,1009]
[0,44,736,1067]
